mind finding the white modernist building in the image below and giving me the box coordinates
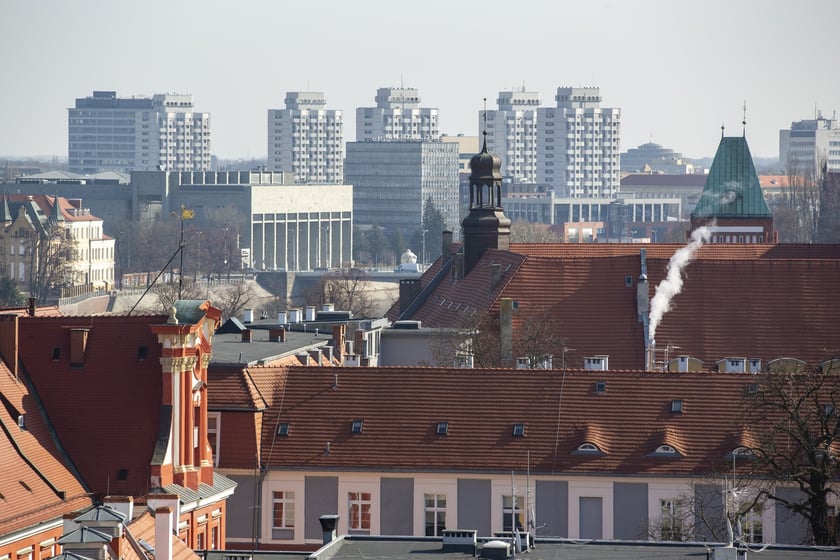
[482,90,540,183]
[267,92,344,184]
[779,113,840,174]
[68,90,211,174]
[356,87,439,141]
[537,87,621,198]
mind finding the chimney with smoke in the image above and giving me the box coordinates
[648,225,713,353]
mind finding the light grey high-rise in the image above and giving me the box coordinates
[267,92,344,184]
[481,90,540,183]
[779,112,840,174]
[346,140,459,238]
[356,87,439,141]
[68,90,211,174]
[537,86,621,197]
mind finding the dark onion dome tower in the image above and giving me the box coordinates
[462,131,511,275]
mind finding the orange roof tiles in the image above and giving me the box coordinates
[255,366,766,477]
[0,365,93,537]
[393,243,840,369]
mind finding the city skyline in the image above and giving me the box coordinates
[2,0,838,162]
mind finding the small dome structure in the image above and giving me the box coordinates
[400,249,418,265]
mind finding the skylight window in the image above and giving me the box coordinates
[594,381,606,393]
[351,419,364,434]
[436,421,449,436]
[670,400,683,414]
[137,346,148,361]
[512,423,526,437]
[51,346,61,361]
[277,423,290,436]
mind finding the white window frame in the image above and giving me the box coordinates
[502,495,525,532]
[348,492,372,531]
[659,498,684,541]
[208,412,220,467]
[272,491,295,529]
[424,493,447,536]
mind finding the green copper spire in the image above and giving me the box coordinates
[692,136,771,219]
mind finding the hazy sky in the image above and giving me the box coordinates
[2,0,838,161]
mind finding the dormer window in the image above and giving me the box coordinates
[731,446,754,458]
[655,445,679,455]
[351,419,364,434]
[574,442,604,455]
[436,422,449,436]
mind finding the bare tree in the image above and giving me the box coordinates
[211,282,255,321]
[514,311,568,369]
[774,153,825,243]
[817,171,840,243]
[30,224,79,303]
[148,280,203,315]
[307,268,377,318]
[739,358,840,545]
[510,221,562,243]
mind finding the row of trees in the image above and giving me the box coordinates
[772,155,840,243]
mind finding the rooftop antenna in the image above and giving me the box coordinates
[721,123,725,139]
[742,100,747,137]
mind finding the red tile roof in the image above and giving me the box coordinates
[0,365,93,537]
[19,314,168,497]
[255,366,765,477]
[392,243,840,369]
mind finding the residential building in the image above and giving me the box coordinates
[68,90,211,174]
[619,173,707,219]
[356,87,439,141]
[779,112,840,174]
[0,301,236,550]
[482,90,540,183]
[267,92,344,184]
[0,352,93,560]
[0,194,115,295]
[621,142,696,174]
[345,140,459,240]
[537,87,621,197]
[209,365,837,548]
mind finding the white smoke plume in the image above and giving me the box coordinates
[648,225,713,343]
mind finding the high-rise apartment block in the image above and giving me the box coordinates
[537,87,621,197]
[356,87,439,141]
[482,90,540,183]
[267,92,344,184]
[779,113,840,174]
[68,90,211,174]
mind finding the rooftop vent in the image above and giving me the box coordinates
[584,355,609,371]
[441,530,477,554]
[480,540,511,560]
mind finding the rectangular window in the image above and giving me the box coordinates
[660,499,684,541]
[208,412,220,466]
[348,492,371,531]
[424,494,447,536]
[503,495,525,531]
[742,504,763,544]
[272,491,295,529]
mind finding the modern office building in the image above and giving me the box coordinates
[621,142,696,174]
[481,90,540,183]
[267,92,344,184]
[356,87,439,141]
[537,87,621,198]
[779,112,840,174]
[346,140,459,239]
[68,90,211,174]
